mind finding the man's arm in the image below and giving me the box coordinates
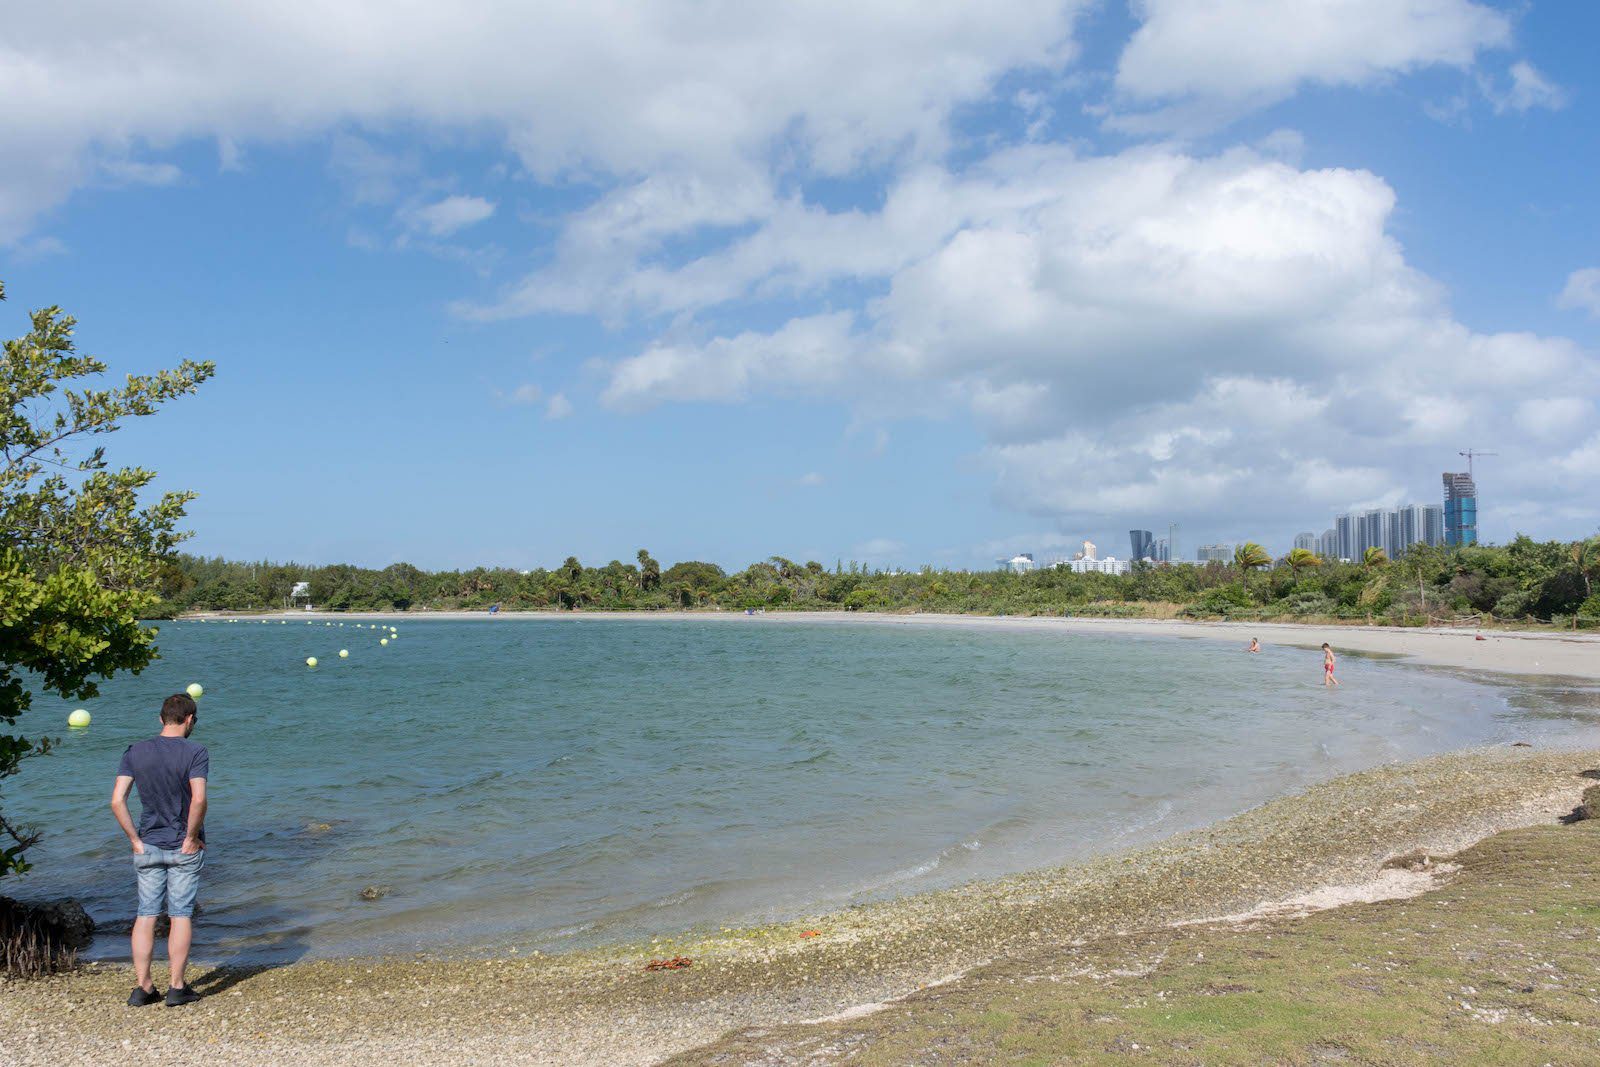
[181,778,207,853]
[110,775,143,854]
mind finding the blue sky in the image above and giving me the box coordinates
[2,1,1597,571]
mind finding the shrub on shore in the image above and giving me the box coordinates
[160,535,1600,630]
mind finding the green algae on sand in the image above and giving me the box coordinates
[677,809,1600,1065]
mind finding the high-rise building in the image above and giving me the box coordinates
[1420,504,1444,547]
[1443,472,1477,546]
[1154,537,1170,562]
[1360,509,1387,558]
[1325,502,1447,560]
[998,553,1035,574]
[1335,512,1357,561]
[1293,532,1317,551]
[1129,529,1154,561]
[1197,543,1233,564]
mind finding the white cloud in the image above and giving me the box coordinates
[852,537,905,559]
[1482,61,1569,114]
[797,471,825,487]
[1558,268,1600,318]
[495,383,542,405]
[399,194,496,237]
[101,159,183,186]
[544,392,573,420]
[1111,0,1510,128]
[1515,397,1590,441]
[0,0,1088,242]
[601,311,857,410]
[217,136,244,172]
[598,143,1596,535]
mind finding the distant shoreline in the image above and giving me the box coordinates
[184,608,1600,681]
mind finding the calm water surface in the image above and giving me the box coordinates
[12,616,1597,962]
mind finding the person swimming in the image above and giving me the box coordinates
[1247,637,1261,653]
[1322,642,1339,687]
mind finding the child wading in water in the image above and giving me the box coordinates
[1322,642,1339,687]
[1247,637,1261,653]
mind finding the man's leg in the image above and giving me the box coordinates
[131,916,158,992]
[164,848,205,1000]
[131,849,166,995]
[166,917,192,988]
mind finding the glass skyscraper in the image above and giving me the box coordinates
[1443,472,1477,546]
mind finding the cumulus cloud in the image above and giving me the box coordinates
[0,0,1087,242]
[399,194,496,237]
[1559,268,1600,318]
[1481,61,1569,114]
[6,1,1589,547]
[601,311,857,410]
[599,143,1596,536]
[1110,0,1510,129]
[544,392,573,420]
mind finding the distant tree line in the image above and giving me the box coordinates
[154,535,1600,627]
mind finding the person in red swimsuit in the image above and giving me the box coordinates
[1322,643,1339,687]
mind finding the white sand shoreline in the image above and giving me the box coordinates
[192,608,1600,681]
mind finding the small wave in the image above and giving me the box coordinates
[859,839,985,893]
[1112,799,1174,840]
[787,749,834,767]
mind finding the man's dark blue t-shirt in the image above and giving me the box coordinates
[116,737,209,850]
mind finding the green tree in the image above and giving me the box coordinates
[1363,546,1389,570]
[1232,542,1271,595]
[1285,547,1323,580]
[1,281,212,878]
[636,548,661,592]
[1570,537,1600,601]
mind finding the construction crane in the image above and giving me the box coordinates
[1458,449,1497,478]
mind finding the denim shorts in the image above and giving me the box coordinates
[133,847,205,918]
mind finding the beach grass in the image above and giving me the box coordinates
[676,819,1600,1065]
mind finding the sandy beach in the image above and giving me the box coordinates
[198,608,1600,681]
[7,613,1597,1064]
[4,747,1597,1064]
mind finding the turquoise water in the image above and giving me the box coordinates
[10,616,1594,962]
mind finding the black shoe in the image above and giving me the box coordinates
[165,985,201,1007]
[128,985,162,1006]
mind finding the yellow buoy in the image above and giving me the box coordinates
[186,683,204,700]
[306,657,318,668]
[339,649,349,658]
[380,638,389,647]
[68,709,91,728]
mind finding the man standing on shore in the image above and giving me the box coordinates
[109,693,209,1006]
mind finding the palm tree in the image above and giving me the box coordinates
[1233,542,1271,595]
[1571,537,1600,601]
[1362,546,1389,570]
[1285,547,1323,580]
